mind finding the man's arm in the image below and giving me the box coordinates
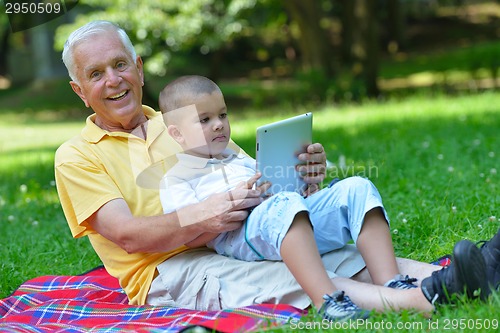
[87,187,264,254]
[160,175,219,249]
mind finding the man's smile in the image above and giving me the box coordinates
[108,90,129,101]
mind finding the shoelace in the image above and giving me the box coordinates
[386,275,418,289]
[323,291,358,311]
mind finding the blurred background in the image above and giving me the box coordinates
[0,0,499,112]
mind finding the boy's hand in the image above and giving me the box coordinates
[297,143,326,196]
[236,172,271,198]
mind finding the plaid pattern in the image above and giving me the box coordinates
[430,254,453,267]
[0,266,304,332]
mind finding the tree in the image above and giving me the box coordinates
[280,0,335,76]
[386,0,406,51]
[0,18,10,77]
[337,0,380,98]
[55,0,258,79]
[54,0,384,102]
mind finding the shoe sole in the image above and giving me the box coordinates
[453,240,488,301]
[481,227,500,292]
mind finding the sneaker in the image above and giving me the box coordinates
[478,227,500,292]
[384,274,418,290]
[318,291,370,322]
[421,240,488,305]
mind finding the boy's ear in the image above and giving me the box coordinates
[167,125,184,144]
[70,81,90,108]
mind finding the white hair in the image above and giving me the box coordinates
[62,20,137,82]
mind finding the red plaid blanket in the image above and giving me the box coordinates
[0,266,304,332]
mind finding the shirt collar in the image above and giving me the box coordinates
[81,105,161,143]
[176,148,246,169]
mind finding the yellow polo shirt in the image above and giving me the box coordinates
[55,106,191,305]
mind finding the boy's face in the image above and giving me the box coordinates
[169,91,230,158]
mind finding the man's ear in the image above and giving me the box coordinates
[136,56,145,87]
[69,81,90,107]
[167,125,184,144]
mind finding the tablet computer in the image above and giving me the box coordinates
[256,112,312,194]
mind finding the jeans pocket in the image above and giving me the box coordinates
[194,273,222,311]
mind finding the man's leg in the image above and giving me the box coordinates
[352,240,488,307]
[332,277,433,313]
[352,258,441,285]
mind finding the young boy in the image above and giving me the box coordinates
[158,75,488,321]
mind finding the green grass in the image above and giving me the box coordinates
[380,40,500,80]
[236,92,500,332]
[1,89,499,331]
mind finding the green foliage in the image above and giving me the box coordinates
[49,0,500,106]
[54,0,260,76]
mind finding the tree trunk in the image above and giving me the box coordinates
[339,0,355,64]
[386,0,407,50]
[350,0,380,97]
[280,0,335,76]
[0,22,10,76]
[208,49,224,82]
[363,0,380,96]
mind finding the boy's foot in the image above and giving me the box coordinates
[318,291,370,322]
[384,274,418,290]
[421,240,488,305]
[478,227,500,292]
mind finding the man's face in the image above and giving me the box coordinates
[69,32,145,130]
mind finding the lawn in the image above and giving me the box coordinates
[0,90,499,331]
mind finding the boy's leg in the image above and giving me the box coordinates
[280,211,337,309]
[356,207,400,285]
[306,177,409,286]
[208,192,309,261]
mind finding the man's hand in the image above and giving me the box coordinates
[297,143,327,197]
[183,173,269,248]
[184,185,264,233]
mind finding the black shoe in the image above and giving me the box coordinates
[318,291,370,322]
[478,227,500,292]
[421,240,488,305]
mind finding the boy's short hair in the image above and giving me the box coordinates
[159,75,222,114]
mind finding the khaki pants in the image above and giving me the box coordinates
[147,245,365,311]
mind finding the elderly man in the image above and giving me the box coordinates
[55,20,496,321]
